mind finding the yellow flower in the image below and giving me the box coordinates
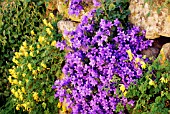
[19,94,23,101]
[29,45,34,51]
[12,57,19,64]
[37,50,39,54]
[13,79,18,85]
[11,88,15,94]
[33,92,39,102]
[57,102,62,108]
[23,41,27,48]
[31,30,35,36]
[32,70,37,75]
[62,105,67,112]
[12,74,18,79]
[119,84,125,92]
[135,58,140,63]
[24,52,28,57]
[149,78,156,87]
[46,28,52,35]
[41,62,47,68]
[37,67,41,72]
[37,44,40,49]
[126,49,133,61]
[21,87,26,94]
[123,91,127,96]
[18,80,22,86]
[8,76,12,83]
[22,73,26,77]
[14,52,20,59]
[38,36,45,44]
[51,40,56,46]
[160,77,168,83]
[48,22,54,29]
[43,19,48,26]
[16,104,20,110]
[25,79,29,83]
[30,52,34,57]
[140,61,146,69]
[14,91,19,98]
[20,46,25,52]
[49,13,55,18]
[27,63,32,70]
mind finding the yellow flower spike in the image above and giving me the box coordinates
[51,40,56,46]
[16,104,20,110]
[49,13,55,19]
[57,102,62,108]
[126,49,133,61]
[41,62,47,68]
[29,45,34,51]
[30,52,34,57]
[48,22,54,29]
[27,63,32,70]
[119,84,125,92]
[46,28,52,35]
[8,76,12,83]
[31,30,35,36]
[160,77,168,83]
[21,87,26,94]
[38,36,45,44]
[43,19,48,26]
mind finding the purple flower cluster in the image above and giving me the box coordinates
[53,10,153,113]
[68,0,100,16]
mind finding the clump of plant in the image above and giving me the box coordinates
[8,13,65,113]
[126,51,170,114]
[0,0,46,106]
[53,1,153,113]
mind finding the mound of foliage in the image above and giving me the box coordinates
[126,53,170,114]
[6,13,66,114]
[53,0,154,113]
[0,0,46,107]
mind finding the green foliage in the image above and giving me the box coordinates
[96,0,130,23]
[0,0,46,106]
[7,12,65,113]
[126,55,170,114]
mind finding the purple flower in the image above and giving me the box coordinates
[113,18,120,27]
